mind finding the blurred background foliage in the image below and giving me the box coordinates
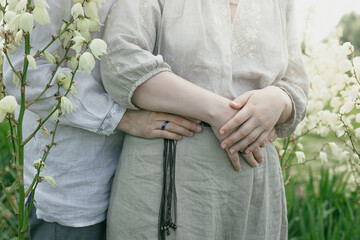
[338,12,360,55]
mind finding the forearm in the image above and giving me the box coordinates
[132,71,237,127]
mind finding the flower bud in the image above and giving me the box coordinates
[14,30,23,45]
[43,176,56,187]
[44,50,56,64]
[60,96,75,115]
[27,55,38,70]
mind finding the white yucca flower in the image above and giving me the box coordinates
[71,3,84,19]
[33,5,50,25]
[355,128,360,139]
[76,18,90,32]
[44,51,56,64]
[71,36,86,55]
[14,30,23,45]
[340,101,355,115]
[0,96,18,122]
[34,0,50,9]
[12,73,20,86]
[8,0,18,11]
[338,59,353,74]
[15,0,27,13]
[43,176,56,187]
[33,159,42,169]
[89,38,107,59]
[319,151,328,164]
[295,151,306,164]
[27,55,37,70]
[41,126,49,138]
[57,72,77,95]
[85,1,99,19]
[52,107,60,121]
[79,52,95,74]
[342,42,354,55]
[60,96,75,115]
[67,56,79,70]
[19,12,34,33]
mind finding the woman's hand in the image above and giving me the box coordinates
[117,109,202,140]
[219,86,292,154]
[211,125,265,171]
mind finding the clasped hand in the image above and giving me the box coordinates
[214,86,292,171]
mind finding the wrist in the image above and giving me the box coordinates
[206,98,238,128]
[272,86,293,125]
[116,109,130,132]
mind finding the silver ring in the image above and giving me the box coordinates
[161,121,169,130]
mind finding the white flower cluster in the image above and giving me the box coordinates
[289,32,360,168]
[0,0,108,123]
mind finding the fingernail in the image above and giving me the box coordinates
[220,130,225,135]
[255,163,259,167]
[245,149,250,154]
[221,143,227,149]
[230,148,235,154]
[231,101,238,106]
[188,131,194,137]
[196,126,202,132]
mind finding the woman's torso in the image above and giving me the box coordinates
[154,0,289,99]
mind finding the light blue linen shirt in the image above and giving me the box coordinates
[3,0,125,227]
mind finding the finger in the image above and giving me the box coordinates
[219,108,252,135]
[241,152,259,168]
[244,130,271,154]
[158,121,194,137]
[226,149,242,172]
[152,130,182,140]
[221,119,261,150]
[183,117,201,124]
[251,147,264,164]
[230,91,254,110]
[268,128,278,142]
[158,113,202,133]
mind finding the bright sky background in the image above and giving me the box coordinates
[296,0,360,42]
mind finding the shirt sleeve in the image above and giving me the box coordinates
[3,0,126,136]
[272,0,309,138]
[101,0,172,110]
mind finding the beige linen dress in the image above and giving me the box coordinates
[101,0,309,239]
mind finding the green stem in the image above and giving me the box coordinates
[17,33,31,240]
[33,20,74,58]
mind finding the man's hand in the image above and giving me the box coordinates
[117,109,202,140]
[219,86,289,154]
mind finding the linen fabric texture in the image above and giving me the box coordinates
[3,0,126,227]
[101,0,309,239]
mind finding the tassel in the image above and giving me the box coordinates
[159,139,177,240]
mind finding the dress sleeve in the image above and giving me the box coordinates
[3,0,126,136]
[272,0,309,138]
[101,0,171,110]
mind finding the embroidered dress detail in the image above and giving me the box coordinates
[232,0,262,61]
